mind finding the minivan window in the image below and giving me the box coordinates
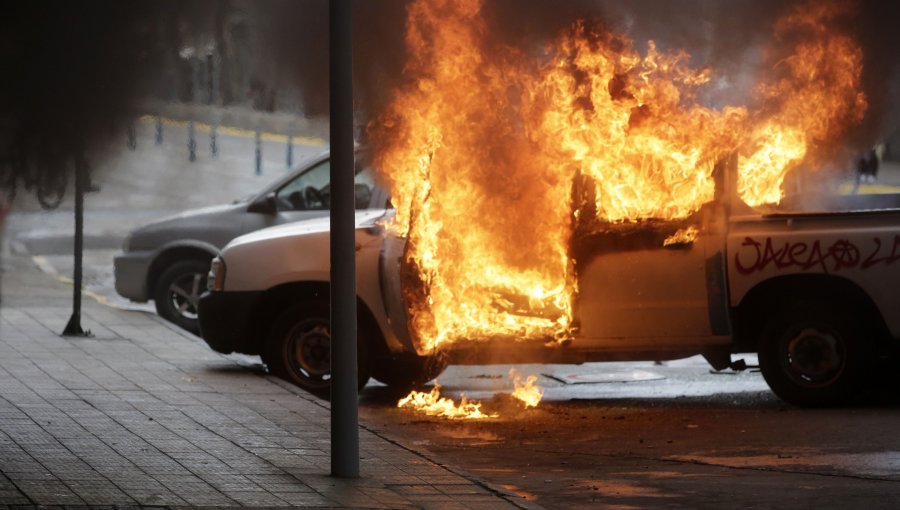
[275,159,376,211]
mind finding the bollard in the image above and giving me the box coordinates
[188,121,197,162]
[286,122,294,169]
[155,115,163,145]
[126,122,137,151]
[210,119,218,158]
[255,126,262,175]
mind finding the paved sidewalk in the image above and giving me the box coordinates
[0,251,532,509]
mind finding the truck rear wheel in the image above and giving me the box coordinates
[264,300,370,398]
[758,302,870,407]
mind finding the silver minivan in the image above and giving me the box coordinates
[113,151,388,333]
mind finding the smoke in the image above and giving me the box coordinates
[850,0,900,144]
[1,0,897,207]
[356,0,900,144]
[0,1,161,205]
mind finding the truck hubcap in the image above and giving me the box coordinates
[290,319,331,379]
[785,327,844,386]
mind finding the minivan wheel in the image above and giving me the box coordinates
[154,259,209,335]
[758,302,870,407]
[264,300,370,398]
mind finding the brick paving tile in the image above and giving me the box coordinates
[0,490,31,505]
[406,495,462,505]
[15,479,84,506]
[270,491,342,507]
[126,487,189,506]
[4,471,56,482]
[416,502,470,510]
[164,482,236,506]
[454,494,522,509]
[435,484,495,496]
[207,479,266,492]
[63,479,136,505]
[222,490,289,506]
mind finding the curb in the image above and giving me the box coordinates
[139,115,327,147]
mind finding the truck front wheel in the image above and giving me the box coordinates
[264,300,370,397]
[758,302,870,407]
[371,351,449,390]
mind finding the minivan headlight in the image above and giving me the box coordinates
[208,256,226,292]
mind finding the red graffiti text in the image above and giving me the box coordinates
[734,235,900,274]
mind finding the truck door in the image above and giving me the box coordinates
[379,232,419,353]
[573,207,731,350]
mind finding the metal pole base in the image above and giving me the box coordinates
[62,314,92,337]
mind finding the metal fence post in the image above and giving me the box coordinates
[210,115,219,158]
[155,115,163,145]
[126,122,137,151]
[286,121,294,169]
[255,126,262,175]
[188,121,197,162]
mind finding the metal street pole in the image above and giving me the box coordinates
[329,0,359,478]
[62,154,91,337]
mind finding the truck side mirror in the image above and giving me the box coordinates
[247,192,277,214]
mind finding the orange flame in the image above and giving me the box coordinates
[397,385,497,419]
[373,0,867,353]
[375,0,576,353]
[737,2,867,205]
[510,370,544,408]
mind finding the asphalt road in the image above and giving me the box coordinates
[358,360,900,510]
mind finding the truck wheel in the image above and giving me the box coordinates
[154,259,209,335]
[371,351,449,390]
[758,302,870,407]
[264,301,370,397]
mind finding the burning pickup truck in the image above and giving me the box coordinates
[199,0,896,407]
[197,156,900,407]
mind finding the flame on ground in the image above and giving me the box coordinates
[373,0,867,353]
[397,372,545,419]
[397,385,497,420]
[510,370,544,408]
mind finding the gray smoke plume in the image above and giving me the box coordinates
[1,0,897,207]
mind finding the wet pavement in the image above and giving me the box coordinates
[359,373,900,509]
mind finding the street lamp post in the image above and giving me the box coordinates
[329,0,359,479]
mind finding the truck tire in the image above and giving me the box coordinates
[371,351,449,390]
[154,259,209,335]
[264,300,370,397]
[758,301,870,407]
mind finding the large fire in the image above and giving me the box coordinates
[373,0,867,354]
